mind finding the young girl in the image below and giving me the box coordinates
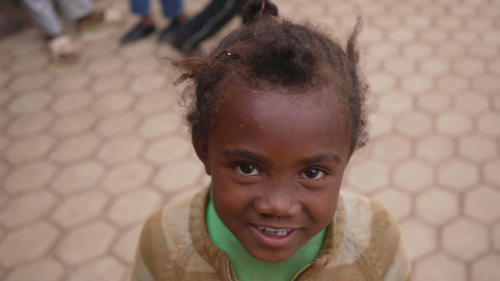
[131,1,412,280]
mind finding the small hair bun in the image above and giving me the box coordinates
[242,0,278,24]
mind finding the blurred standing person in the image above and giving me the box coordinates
[22,0,108,63]
[120,0,188,44]
[161,0,247,55]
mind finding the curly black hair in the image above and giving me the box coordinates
[175,0,368,154]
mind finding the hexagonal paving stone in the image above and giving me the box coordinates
[91,73,127,93]
[0,222,58,267]
[442,218,488,261]
[92,93,134,115]
[368,112,393,138]
[474,75,500,93]
[436,111,473,137]
[50,73,90,93]
[113,223,142,263]
[51,91,93,115]
[51,190,109,228]
[67,257,126,281]
[8,72,51,92]
[478,112,500,137]
[372,189,411,220]
[403,43,432,59]
[377,93,413,115]
[368,43,399,60]
[414,254,466,281]
[416,188,459,225]
[420,57,449,76]
[4,258,64,281]
[464,186,500,223]
[401,74,432,95]
[134,92,176,116]
[138,112,181,139]
[484,159,500,188]
[6,134,55,164]
[368,73,396,93]
[130,73,166,94]
[108,189,162,226]
[395,111,432,137]
[437,75,469,94]
[97,112,140,137]
[154,158,204,193]
[98,136,144,164]
[435,42,465,59]
[51,161,105,195]
[7,112,53,137]
[372,135,411,163]
[49,133,100,164]
[50,111,96,137]
[415,135,454,164]
[400,219,437,261]
[86,56,124,75]
[0,190,57,228]
[9,52,48,73]
[57,221,116,265]
[394,159,433,192]
[125,56,159,75]
[438,159,479,191]
[416,94,451,115]
[383,57,415,76]
[3,161,56,194]
[144,136,191,164]
[102,161,153,194]
[345,159,390,194]
[471,254,500,281]
[7,91,52,114]
[493,223,500,251]
[453,57,485,77]
[458,135,497,162]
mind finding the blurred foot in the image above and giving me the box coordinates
[121,21,156,45]
[158,14,187,42]
[48,35,81,64]
[76,11,104,31]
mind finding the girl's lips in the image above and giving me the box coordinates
[249,224,299,248]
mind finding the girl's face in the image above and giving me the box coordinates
[195,86,352,263]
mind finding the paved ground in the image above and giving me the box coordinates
[0,0,499,280]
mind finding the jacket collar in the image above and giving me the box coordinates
[188,186,346,280]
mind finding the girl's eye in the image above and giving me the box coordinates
[301,168,325,180]
[236,163,260,176]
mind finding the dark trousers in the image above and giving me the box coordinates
[173,0,247,51]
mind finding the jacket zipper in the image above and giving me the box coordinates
[225,262,235,281]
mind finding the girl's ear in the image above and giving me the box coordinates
[192,133,211,175]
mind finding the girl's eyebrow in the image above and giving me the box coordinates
[222,149,341,164]
[300,153,341,164]
[222,149,264,162]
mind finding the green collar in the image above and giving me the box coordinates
[206,196,326,281]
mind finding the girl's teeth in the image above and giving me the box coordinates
[256,226,292,236]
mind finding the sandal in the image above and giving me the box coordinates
[48,35,81,64]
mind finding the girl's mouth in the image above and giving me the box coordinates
[249,224,298,247]
[256,225,292,236]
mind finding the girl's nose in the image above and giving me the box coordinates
[254,188,301,217]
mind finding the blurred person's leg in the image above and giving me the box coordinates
[164,0,246,54]
[22,0,62,37]
[158,0,187,41]
[121,0,156,44]
[22,0,81,63]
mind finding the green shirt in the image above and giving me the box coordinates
[206,197,326,281]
